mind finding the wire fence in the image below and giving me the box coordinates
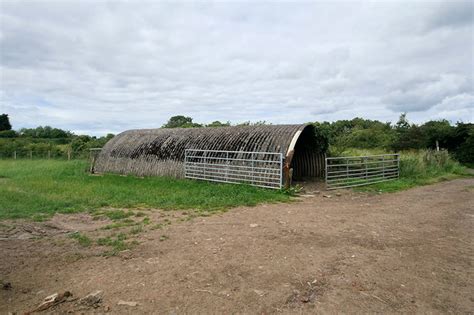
[0,149,96,160]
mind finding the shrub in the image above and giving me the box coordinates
[400,150,464,179]
[0,130,17,138]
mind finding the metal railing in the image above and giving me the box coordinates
[184,149,283,189]
[325,154,399,190]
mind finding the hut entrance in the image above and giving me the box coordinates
[290,125,326,181]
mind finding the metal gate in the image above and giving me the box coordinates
[325,154,399,189]
[184,149,283,189]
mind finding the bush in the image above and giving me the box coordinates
[400,150,464,179]
[0,130,17,138]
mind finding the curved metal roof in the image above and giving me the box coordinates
[94,124,316,177]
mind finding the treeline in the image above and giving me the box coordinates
[0,114,114,158]
[161,114,473,165]
[1,113,473,164]
[316,114,473,164]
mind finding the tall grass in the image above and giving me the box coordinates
[357,149,467,192]
[399,150,465,179]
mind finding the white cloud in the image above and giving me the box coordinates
[0,0,472,135]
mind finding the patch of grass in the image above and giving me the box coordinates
[97,233,129,255]
[159,235,169,241]
[150,220,171,230]
[130,225,143,235]
[102,218,137,230]
[69,232,92,247]
[0,160,290,220]
[355,150,470,193]
[104,210,135,221]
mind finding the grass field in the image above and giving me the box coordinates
[0,160,290,220]
[1,151,470,220]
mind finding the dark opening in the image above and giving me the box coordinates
[291,125,326,180]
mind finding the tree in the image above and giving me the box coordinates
[162,115,202,128]
[0,114,12,131]
[19,126,72,138]
[236,120,269,126]
[449,123,474,164]
[391,113,425,151]
[0,130,17,138]
[206,121,230,127]
[312,122,330,153]
[71,135,92,152]
[395,113,410,130]
[419,120,453,149]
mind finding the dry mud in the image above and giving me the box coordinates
[1,178,473,314]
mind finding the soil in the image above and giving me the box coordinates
[1,178,473,314]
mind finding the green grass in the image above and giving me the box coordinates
[97,233,130,255]
[355,150,469,193]
[0,160,290,220]
[69,232,92,247]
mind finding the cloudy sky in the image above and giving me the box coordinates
[0,0,473,135]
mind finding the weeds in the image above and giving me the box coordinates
[97,233,130,255]
[130,225,143,234]
[102,218,137,230]
[151,221,171,230]
[69,232,92,247]
[104,210,135,220]
[357,150,469,192]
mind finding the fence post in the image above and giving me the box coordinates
[397,154,400,179]
[325,156,328,188]
[29,151,32,159]
[48,150,51,159]
[67,149,71,161]
[280,153,283,189]
[13,151,17,160]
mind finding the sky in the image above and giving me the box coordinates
[0,0,473,136]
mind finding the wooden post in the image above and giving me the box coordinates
[13,151,17,160]
[29,151,33,159]
[67,149,71,161]
[283,162,292,189]
[283,151,295,189]
[48,150,51,159]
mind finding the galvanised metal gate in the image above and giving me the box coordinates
[325,154,399,190]
[184,149,283,189]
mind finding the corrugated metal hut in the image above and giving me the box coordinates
[94,124,326,182]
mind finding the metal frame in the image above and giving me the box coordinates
[325,154,399,190]
[185,149,283,189]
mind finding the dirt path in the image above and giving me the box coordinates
[1,179,473,314]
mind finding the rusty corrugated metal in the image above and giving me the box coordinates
[95,124,325,179]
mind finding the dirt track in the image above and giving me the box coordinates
[1,178,473,314]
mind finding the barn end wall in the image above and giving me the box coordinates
[94,124,325,178]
